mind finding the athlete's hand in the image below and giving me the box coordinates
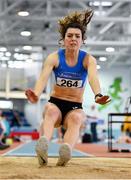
[25,89,38,103]
[95,95,111,105]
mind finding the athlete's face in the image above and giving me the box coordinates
[64,28,83,50]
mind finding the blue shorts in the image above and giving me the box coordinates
[0,127,3,135]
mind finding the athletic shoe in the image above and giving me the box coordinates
[56,143,71,166]
[35,136,48,166]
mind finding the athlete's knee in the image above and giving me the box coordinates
[44,103,60,118]
[67,112,83,126]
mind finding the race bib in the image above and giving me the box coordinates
[56,77,82,88]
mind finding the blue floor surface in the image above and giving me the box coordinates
[4,141,92,157]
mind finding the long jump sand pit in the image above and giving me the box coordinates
[0,157,131,179]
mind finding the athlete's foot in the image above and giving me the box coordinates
[56,143,71,166]
[35,136,48,166]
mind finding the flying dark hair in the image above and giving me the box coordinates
[58,9,93,43]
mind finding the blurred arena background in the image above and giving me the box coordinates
[0,1,131,178]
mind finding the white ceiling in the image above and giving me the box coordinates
[0,0,131,69]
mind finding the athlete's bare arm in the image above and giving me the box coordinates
[84,54,101,95]
[34,52,58,97]
[84,54,111,104]
[25,52,58,103]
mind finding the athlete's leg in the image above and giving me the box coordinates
[63,109,86,148]
[56,109,86,166]
[40,102,62,140]
[36,102,62,166]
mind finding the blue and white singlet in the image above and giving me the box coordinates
[53,49,88,88]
